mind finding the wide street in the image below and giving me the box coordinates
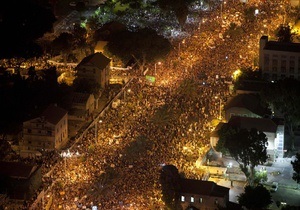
[34,0,299,209]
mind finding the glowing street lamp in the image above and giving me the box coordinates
[215,96,222,120]
[154,62,161,76]
[95,119,103,144]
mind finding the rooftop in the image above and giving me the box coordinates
[264,40,300,53]
[72,92,93,104]
[180,179,229,198]
[77,52,111,70]
[41,104,67,125]
[0,161,38,179]
[228,116,278,133]
[225,94,271,117]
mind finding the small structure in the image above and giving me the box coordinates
[180,179,229,210]
[0,161,42,201]
[94,41,108,53]
[224,94,271,121]
[21,104,68,151]
[69,92,97,121]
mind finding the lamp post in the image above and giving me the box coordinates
[95,119,102,144]
[154,62,161,76]
[178,39,185,55]
[124,88,131,100]
[215,96,222,120]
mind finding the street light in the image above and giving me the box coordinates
[178,39,185,55]
[95,119,102,144]
[124,88,131,100]
[215,96,222,120]
[154,62,161,76]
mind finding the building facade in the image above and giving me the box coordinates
[21,105,68,151]
[75,52,111,89]
[259,36,300,81]
[180,179,229,210]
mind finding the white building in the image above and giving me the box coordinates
[21,104,68,151]
[259,36,300,81]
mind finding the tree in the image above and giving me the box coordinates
[72,23,88,49]
[238,185,272,210]
[217,126,268,186]
[106,28,171,73]
[243,6,257,22]
[51,32,75,62]
[156,0,193,28]
[159,165,182,210]
[275,24,295,42]
[291,153,300,186]
[261,78,300,150]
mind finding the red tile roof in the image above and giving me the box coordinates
[41,104,67,125]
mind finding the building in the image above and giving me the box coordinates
[224,94,271,121]
[180,179,229,210]
[259,36,300,81]
[94,41,108,53]
[210,116,284,159]
[75,52,111,89]
[235,80,269,95]
[69,92,97,121]
[0,161,42,201]
[21,104,68,151]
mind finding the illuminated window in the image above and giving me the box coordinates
[191,196,194,203]
[199,198,203,203]
[215,199,218,204]
[181,196,185,202]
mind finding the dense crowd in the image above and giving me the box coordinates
[40,0,293,209]
[3,0,291,209]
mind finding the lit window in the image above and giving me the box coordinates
[191,196,194,203]
[215,199,218,204]
[181,196,185,202]
[199,198,203,203]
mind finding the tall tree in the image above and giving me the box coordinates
[261,78,300,150]
[291,153,300,186]
[217,126,268,186]
[51,32,75,62]
[156,0,193,28]
[238,185,272,210]
[106,28,171,73]
[275,24,295,42]
[159,165,182,210]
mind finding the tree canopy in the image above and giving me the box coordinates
[159,165,182,210]
[261,78,300,150]
[0,0,56,59]
[155,0,194,27]
[275,24,295,42]
[291,153,300,184]
[105,28,171,72]
[217,126,268,186]
[238,185,272,210]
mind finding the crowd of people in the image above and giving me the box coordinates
[14,0,292,209]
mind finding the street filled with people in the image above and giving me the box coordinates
[42,0,295,209]
[17,0,296,209]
